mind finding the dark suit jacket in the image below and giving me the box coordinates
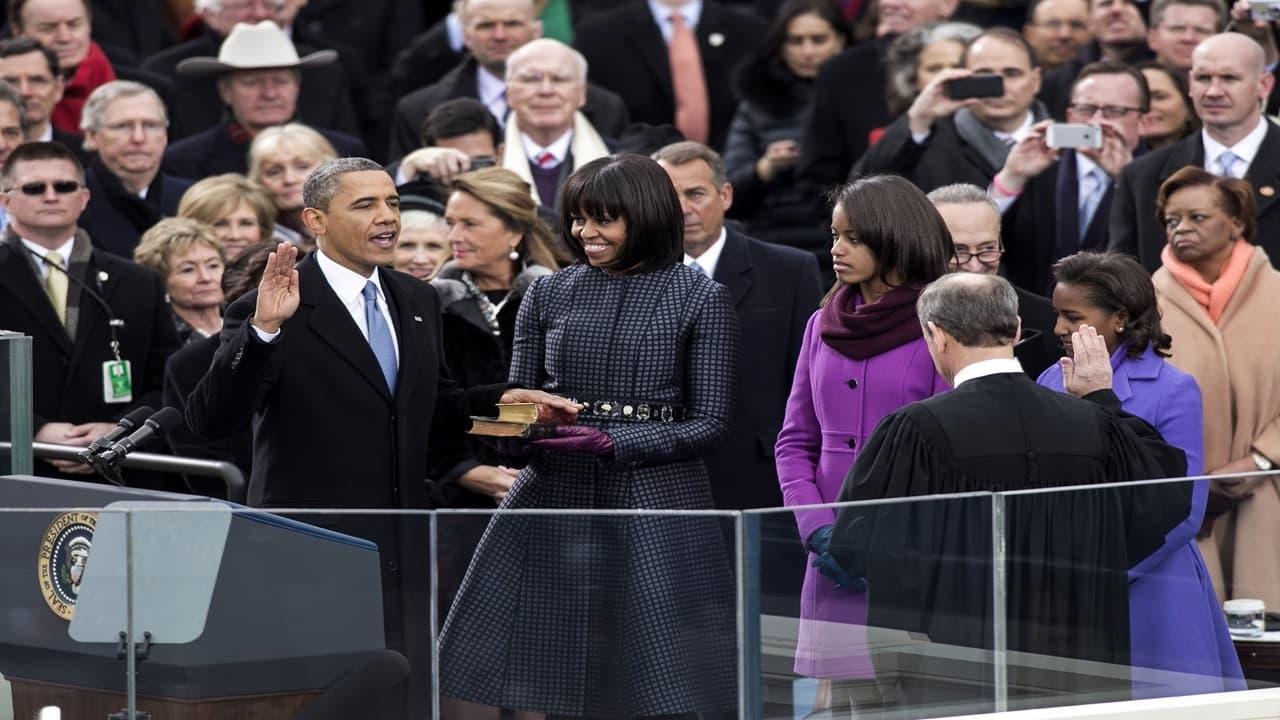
[162,332,251,499]
[161,120,366,181]
[389,17,465,100]
[51,127,93,167]
[1013,286,1060,381]
[185,255,505,716]
[141,29,360,141]
[80,166,191,258]
[854,113,1001,193]
[90,0,176,63]
[1109,122,1280,271]
[0,233,180,485]
[387,56,631,162]
[1002,150,1115,295]
[573,0,766,151]
[796,38,893,213]
[704,227,822,509]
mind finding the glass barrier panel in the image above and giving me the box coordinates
[745,493,1001,720]
[435,507,741,720]
[0,332,33,476]
[0,505,129,719]
[997,474,1280,716]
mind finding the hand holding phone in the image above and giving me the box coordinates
[1045,123,1103,150]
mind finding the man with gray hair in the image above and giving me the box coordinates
[822,271,1191,716]
[388,0,629,162]
[187,156,576,718]
[500,38,613,208]
[928,182,1058,378]
[79,80,191,257]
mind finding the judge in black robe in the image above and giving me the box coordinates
[826,273,1190,718]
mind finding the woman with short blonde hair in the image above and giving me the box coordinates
[134,217,226,343]
[248,123,339,249]
[177,174,277,261]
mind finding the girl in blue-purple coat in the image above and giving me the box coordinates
[1038,251,1243,695]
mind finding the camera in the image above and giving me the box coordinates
[945,75,1004,100]
[1046,123,1103,150]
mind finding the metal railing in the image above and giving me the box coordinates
[0,441,246,503]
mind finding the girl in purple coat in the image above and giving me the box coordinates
[1037,252,1243,695]
[775,175,951,700]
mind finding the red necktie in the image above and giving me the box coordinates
[668,14,709,145]
[536,151,556,168]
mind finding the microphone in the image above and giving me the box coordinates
[97,407,184,470]
[80,406,154,457]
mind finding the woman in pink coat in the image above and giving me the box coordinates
[776,175,952,707]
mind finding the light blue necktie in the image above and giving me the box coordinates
[688,260,705,275]
[1078,168,1105,242]
[1217,150,1241,179]
[362,281,398,393]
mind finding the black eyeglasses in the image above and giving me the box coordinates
[952,249,1005,265]
[1066,103,1143,120]
[10,180,81,196]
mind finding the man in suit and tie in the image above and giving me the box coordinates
[1037,0,1150,118]
[186,157,574,717]
[854,27,1050,194]
[388,0,630,163]
[1109,32,1280,270]
[654,140,822,615]
[653,141,823,510]
[574,0,766,151]
[0,141,180,483]
[991,61,1148,294]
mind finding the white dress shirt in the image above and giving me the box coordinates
[21,235,76,281]
[253,247,401,364]
[648,0,703,41]
[1202,117,1269,178]
[521,128,574,167]
[952,357,1024,387]
[683,226,726,277]
[476,65,508,124]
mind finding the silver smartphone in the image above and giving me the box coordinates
[1046,123,1103,150]
[1251,1,1280,21]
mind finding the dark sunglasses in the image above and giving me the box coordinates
[11,180,81,196]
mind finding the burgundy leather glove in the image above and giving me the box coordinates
[529,425,614,457]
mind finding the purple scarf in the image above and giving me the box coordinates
[819,284,925,360]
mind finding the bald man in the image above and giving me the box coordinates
[1109,32,1280,270]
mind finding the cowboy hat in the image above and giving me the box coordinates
[177,21,337,76]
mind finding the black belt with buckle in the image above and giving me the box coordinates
[573,398,687,423]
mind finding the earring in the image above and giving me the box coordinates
[509,249,520,261]
[1117,325,1125,334]
[163,292,170,304]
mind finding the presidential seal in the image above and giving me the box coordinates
[37,512,98,620]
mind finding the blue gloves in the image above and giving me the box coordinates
[807,525,866,591]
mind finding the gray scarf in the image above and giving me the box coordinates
[954,101,1049,173]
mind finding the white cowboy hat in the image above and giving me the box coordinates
[176,21,337,76]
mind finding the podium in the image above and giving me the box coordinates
[0,475,386,718]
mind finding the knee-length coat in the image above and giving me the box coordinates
[439,263,741,717]
[775,310,948,678]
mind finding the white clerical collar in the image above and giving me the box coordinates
[648,0,703,41]
[1202,116,1269,174]
[521,128,574,166]
[952,357,1024,387]
[683,226,726,277]
[315,243,384,307]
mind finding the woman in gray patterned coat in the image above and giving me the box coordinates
[439,155,742,718]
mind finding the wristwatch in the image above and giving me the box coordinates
[1252,450,1274,472]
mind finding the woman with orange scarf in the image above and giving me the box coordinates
[1154,166,1280,612]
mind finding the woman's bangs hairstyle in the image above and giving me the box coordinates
[829,174,952,295]
[560,154,683,274]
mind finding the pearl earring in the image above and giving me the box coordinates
[509,249,520,261]
[1117,326,1125,334]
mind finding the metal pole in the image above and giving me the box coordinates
[4,333,33,475]
[737,512,762,720]
[992,494,1008,712]
[125,510,137,720]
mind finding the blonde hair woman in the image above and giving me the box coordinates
[248,123,338,249]
[177,174,277,261]
[134,217,225,344]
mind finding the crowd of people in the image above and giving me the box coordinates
[2,0,1279,717]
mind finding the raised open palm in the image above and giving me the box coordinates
[253,243,300,333]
